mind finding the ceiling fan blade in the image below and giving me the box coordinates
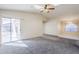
[47,8,55,10]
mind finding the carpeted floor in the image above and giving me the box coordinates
[0,37,79,54]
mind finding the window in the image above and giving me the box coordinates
[65,23,78,32]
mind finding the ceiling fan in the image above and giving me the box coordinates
[40,4,55,13]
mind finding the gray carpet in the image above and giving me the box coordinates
[0,37,79,54]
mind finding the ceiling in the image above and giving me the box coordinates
[0,4,59,18]
[0,4,41,13]
[0,4,79,19]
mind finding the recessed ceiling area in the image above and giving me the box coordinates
[0,4,79,19]
[0,4,59,18]
[0,4,41,13]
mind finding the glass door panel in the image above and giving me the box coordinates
[1,18,11,43]
[1,18,20,43]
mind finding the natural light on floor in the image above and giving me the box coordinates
[3,41,28,47]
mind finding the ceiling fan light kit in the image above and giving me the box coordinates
[40,4,55,13]
[34,4,55,13]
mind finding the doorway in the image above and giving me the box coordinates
[1,17,20,43]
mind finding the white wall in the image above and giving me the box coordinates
[0,10,45,39]
[44,19,59,35]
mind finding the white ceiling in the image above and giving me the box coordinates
[0,4,41,13]
[0,4,79,19]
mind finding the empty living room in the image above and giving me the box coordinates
[0,4,79,54]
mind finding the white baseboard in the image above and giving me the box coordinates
[44,34,79,40]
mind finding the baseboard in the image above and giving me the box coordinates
[43,34,59,38]
[44,34,79,40]
[58,35,79,40]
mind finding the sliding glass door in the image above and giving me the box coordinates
[1,18,20,43]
